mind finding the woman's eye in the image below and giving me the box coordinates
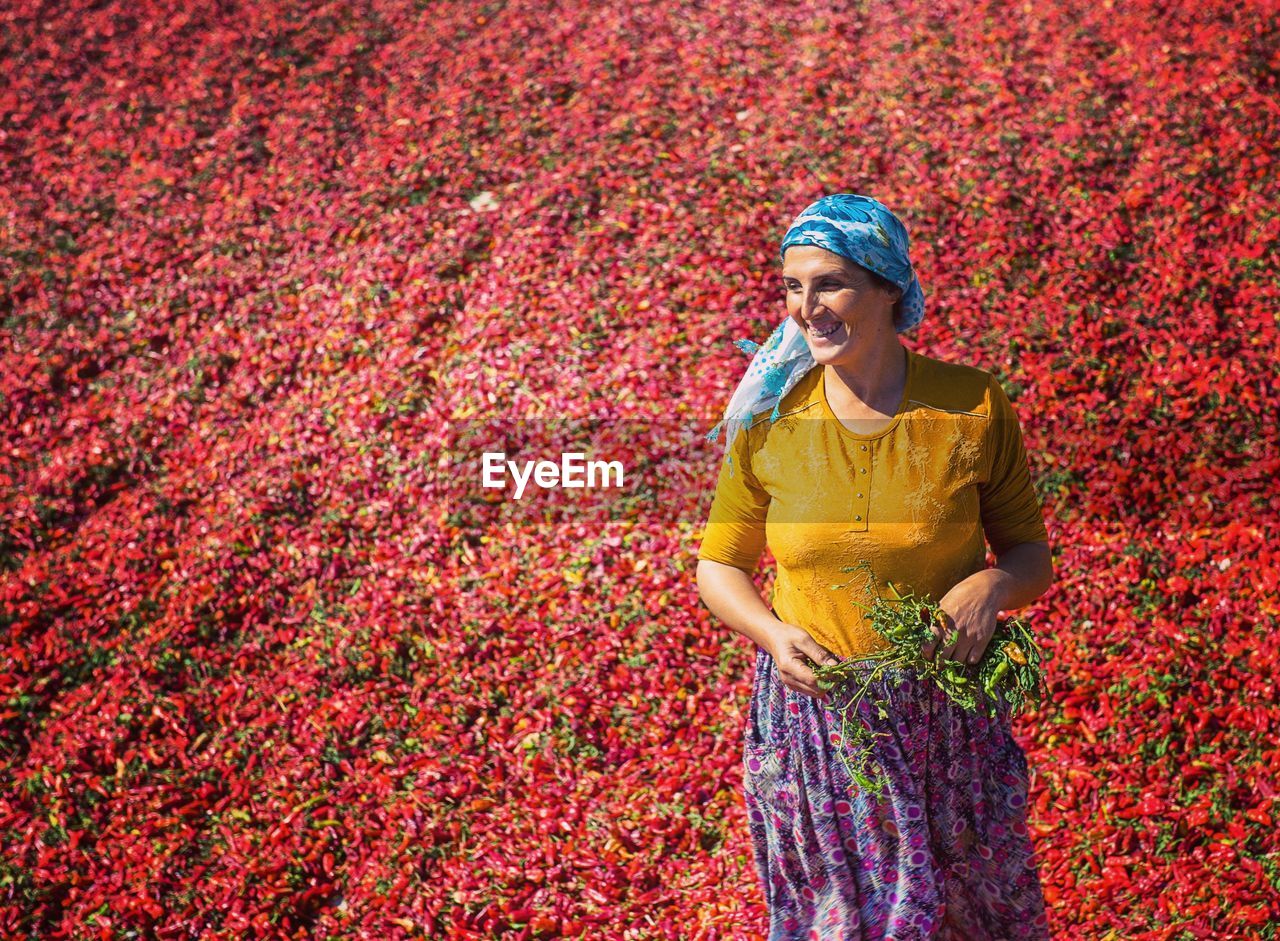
[782,283,841,293]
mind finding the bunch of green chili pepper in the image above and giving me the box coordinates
[809,560,1052,801]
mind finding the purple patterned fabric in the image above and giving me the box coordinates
[742,646,1052,940]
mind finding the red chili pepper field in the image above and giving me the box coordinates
[2,0,1278,937]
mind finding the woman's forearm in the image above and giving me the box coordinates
[696,559,782,654]
[977,541,1054,611]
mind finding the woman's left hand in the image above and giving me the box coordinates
[923,576,1002,667]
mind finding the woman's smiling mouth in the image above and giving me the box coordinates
[808,320,844,340]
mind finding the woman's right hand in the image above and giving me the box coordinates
[766,622,843,704]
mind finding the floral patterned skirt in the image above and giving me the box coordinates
[742,645,1051,941]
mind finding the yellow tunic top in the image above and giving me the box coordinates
[696,346,1049,660]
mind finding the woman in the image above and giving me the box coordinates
[695,194,1054,940]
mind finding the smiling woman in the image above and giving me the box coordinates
[696,193,1054,940]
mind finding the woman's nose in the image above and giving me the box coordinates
[802,288,822,317]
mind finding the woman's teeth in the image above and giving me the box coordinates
[810,321,841,338]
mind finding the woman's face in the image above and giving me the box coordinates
[781,245,901,366]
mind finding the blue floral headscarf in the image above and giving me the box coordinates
[706,193,926,472]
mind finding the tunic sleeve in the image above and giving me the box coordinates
[696,423,771,573]
[979,375,1049,556]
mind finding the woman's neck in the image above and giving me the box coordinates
[824,342,909,416]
